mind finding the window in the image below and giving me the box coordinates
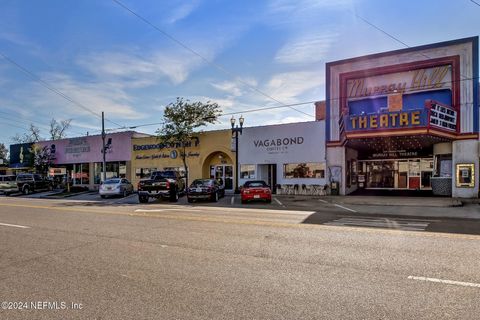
[240,164,255,179]
[94,162,127,183]
[72,163,89,185]
[283,162,325,179]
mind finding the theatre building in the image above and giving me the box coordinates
[130,130,235,191]
[325,37,479,198]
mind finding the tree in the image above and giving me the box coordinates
[0,143,8,165]
[156,97,222,189]
[11,124,42,143]
[31,145,55,175]
[49,119,71,140]
[11,118,72,143]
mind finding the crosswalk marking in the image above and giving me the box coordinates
[324,217,432,231]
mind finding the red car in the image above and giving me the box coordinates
[241,180,272,204]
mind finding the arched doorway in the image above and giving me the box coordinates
[202,151,234,192]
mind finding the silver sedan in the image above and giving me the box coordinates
[99,178,134,198]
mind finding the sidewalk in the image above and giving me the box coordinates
[275,194,480,220]
[276,195,463,207]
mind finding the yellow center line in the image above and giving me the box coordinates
[0,202,479,241]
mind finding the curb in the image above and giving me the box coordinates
[41,190,91,199]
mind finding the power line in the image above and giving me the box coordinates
[354,13,470,80]
[99,73,479,132]
[0,51,124,128]
[470,0,480,7]
[111,0,314,118]
[0,110,87,137]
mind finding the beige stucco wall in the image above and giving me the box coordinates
[130,130,235,189]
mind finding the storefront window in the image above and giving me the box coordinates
[240,164,255,179]
[283,163,325,179]
[94,162,126,184]
[71,163,89,185]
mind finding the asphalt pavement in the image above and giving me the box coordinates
[0,196,479,319]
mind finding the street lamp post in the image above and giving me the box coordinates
[231,115,244,194]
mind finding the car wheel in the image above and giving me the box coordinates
[123,189,128,198]
[241,199,247,204]
[23,186,30,195]
[266,198,272,204]
[138,195,148,203]
[169,188,179,202]
[101,195,106,199]
[211,191,218,202]
[187,197,194,203]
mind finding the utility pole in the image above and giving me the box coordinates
[101,111,106,183]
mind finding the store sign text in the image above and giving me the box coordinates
[135,152,200,160]
[65,138,90,155]
[133,137,200,151]
[347,65,451,99]
[346,109,427,131]
[253,136,304,154]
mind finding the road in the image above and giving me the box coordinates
[0,196,479,319]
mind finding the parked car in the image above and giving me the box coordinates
[241,180,272,204]
[0,175,17,195]
[137,170,185,203]
[187,179,225,203]
[16,173,53,195]
[99,178,134,198]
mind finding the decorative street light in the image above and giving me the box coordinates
[231,115,244,194]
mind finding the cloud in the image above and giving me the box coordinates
[211,77,258,97]
[76,50,205,86]
[166,1,201,24]
[268,0,355,15]
[28,73,146,121]
[275,31,338,64]
[265,71,324,103]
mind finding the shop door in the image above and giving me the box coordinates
[213,165,234,191]
[268,164,277,193]
[397,160,409,189]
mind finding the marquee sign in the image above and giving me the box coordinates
[345,109,428,131]
[347,65,452,100]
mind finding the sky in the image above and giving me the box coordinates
[0,0,479,147]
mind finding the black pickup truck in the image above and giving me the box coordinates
[137,170,185,203]
[16,173,53,195]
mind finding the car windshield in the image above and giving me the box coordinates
[190,179,212,187]
[104,179,120,184]
[244,181,267,188]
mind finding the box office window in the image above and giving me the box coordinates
[240,164,255,179]
[283,163,325,179]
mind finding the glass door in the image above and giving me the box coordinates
[211,165,234,191]
[397,160,409,189]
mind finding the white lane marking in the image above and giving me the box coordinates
[325,217,430,231]
[134,208,201,213]
[318,199,328,203]
[334,204,357,212]
[274,198,284,207]
[0,222,30,229]
[408,276,480,288]
[231,196,235,205]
